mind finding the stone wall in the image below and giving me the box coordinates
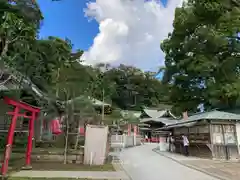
[110,134,142,148]
[124,135,134,148]
[135,135,142,146]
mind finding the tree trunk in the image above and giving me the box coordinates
[63,116,69,164]
[101,88,104,124]
[74,118,81,150]
[63,89,71,164]
[56,67,60,98]
[1,39,9,57]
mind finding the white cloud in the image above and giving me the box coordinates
[81,0,183,71]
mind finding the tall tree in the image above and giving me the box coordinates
[99,64,169,110]
[0,0,171,117]
[161,0,240,114]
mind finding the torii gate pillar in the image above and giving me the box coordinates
[1,97,40,176]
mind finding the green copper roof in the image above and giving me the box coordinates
[160,110,240,130]
[186,110,240,121]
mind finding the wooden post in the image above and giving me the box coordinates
[234,122,240,155]
[209,122,215,159]
[221,124,228,160]
[209,122,213,144]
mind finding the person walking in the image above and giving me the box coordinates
[182,134,189,156]
[168,133,172,152]
[169,135,174,152]
[145,134,148,143]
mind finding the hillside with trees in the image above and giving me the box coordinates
[0,0,171,120]
[5,0,240,119]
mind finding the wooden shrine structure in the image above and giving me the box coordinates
[160,110,240,160]
[139,108,179,142]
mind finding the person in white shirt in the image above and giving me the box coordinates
[168,133,173,152]
[182,134,189,156]
[145,134,148,143]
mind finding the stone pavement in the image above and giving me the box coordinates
[154,149,240,180]
[11,170,129,179]
[119,144,218,180]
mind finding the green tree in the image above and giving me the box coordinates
[161,0,240,114]
[0,0,171,118]
[101,64,169,110]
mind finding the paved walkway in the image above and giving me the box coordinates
[155,150,240,180]
[11,170,128,179]
[119,144,219,180]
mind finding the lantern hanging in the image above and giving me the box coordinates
[79,127,85,136]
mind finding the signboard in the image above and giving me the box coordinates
[225,133,235,144]
[213,133,223,144]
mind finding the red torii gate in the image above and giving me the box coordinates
[1,97,40,176]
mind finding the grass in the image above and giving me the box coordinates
[6,160,115,173]
[30,161,115,171]
[2,148,114,175]
[0,147,85,154]
[1,153,26,174]
[8,178,108,180]
[3,148,114,171]
[6,162,115,180]
[0,148,82,155]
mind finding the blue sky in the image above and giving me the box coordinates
[38,0,168,51]
[38,0,98,51]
